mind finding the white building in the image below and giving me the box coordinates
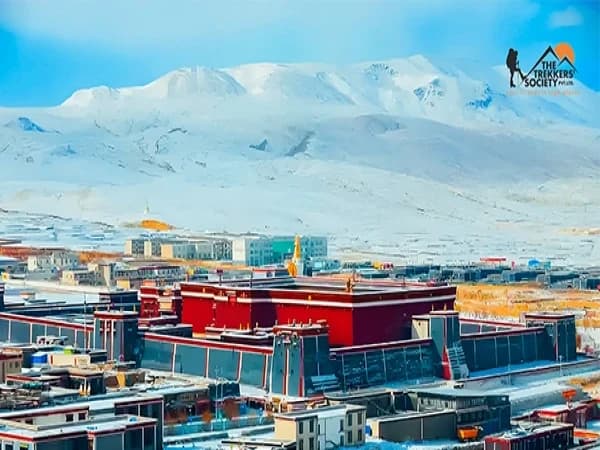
[124,238,145,256]
[161,242,197,260]
[194,241,214,260]
[27,251,79,272]
[274,404,366,450]
[232,236,274,266]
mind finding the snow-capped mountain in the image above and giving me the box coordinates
[0,56,599,263]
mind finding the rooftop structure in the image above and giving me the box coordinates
[181,276,455,347]
[274,404,366,450]
[484,420,574,450]
[0,413,158,450]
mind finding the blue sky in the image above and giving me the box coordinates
[0,0,598,106]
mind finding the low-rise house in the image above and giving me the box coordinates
[274,404,366,450]
[61,269,100,286]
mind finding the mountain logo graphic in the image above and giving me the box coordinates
[506,43,576,89]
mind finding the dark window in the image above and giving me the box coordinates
[347,414,352,426]
[79,413,86,420]
[144,426,155,450]
[66,413,74,422]
[358,429,363,442]
[299,421,304,434]
[347,431,353,444]
[339,419,344,431]
[309,419,314,433]
[340,436,344,446]
[309,437,315,450]
[299,440,304,450]
[5,445,13,450]
[358,413,363,425]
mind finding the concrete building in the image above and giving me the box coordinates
[144,239,163,258]
[160,242,197,260]
[409,387,511,434]
[222,438,296,450]
[368,410,457,442]
[27,251,79,272]
[274,405,366,450]
[484,421,574,450]
[114,265,184,289]
[61,269,100,286]
[124,238,146,256]
[232,236,274,266]
[0,256,19,272]
[208,238,233,260]
[87,262,116,287]
[0,350,22,383]
[194,240,214,260]
[271,236,328,263]
[0,413,159,450]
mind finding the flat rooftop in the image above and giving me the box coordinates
[369,409,455,422]
[493,421,573,440]
[0,414,156,441]
[274,404,365,420]
[183,277,452,295]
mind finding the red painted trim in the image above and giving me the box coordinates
[262,355,268,389]
[93,312,138,320]
[283,347,289,397]
[299,339,304,397]
[0,429,88,443]
[0,312,92,332]
[236,351,242,381]
[462,327,545,340]
[467,358,600,382]
[205,347,210,377]
[460,317,524,328]
[524,313,575,321]
[115,398,163,408]
[143,332,273,355]
[87,424,156,436]
[332,338,432,354]
[441,346,452,380]
[181,281,456,305]
[0,405,89,420]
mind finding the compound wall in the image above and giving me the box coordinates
[140,334,271,389]
[331,340,436,391]
[462,328,551,372]
[0,312,91,348]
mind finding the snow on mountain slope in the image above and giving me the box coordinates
[1,55,599,263]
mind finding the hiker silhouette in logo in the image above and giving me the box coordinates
[506,48,525,87]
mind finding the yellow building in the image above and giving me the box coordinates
[0,350,22,383]
[274,404,366,450]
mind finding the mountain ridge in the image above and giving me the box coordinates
[0,56,598,263]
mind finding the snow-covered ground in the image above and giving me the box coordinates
[0,57,598,264]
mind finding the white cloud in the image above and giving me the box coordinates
[548,6,584,28]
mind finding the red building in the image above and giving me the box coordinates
[532,401,591,428]
[180,277,455,347]
[484,421,574,450]
[139,282,183,322]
